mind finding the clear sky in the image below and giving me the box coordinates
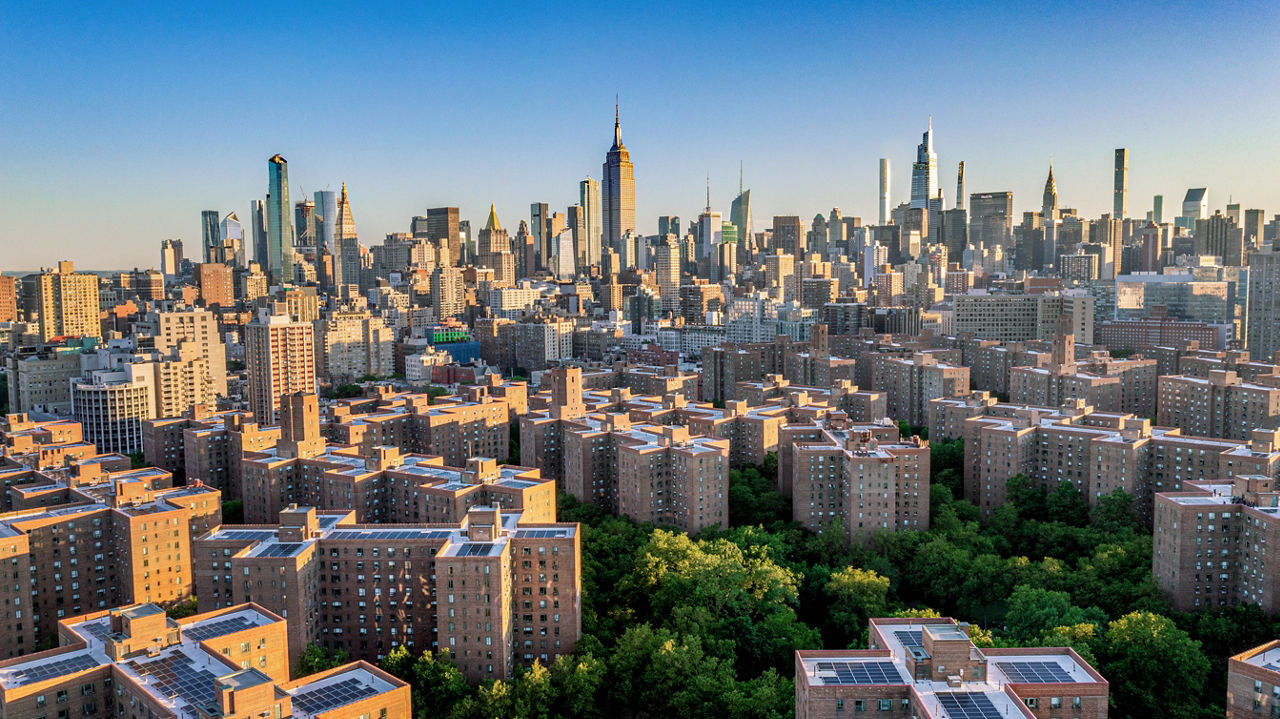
[2,1,1278,270]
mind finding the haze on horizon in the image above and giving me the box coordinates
[2,0,1277,270]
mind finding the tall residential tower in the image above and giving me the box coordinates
[1114,148,1129,219]
[909,118,937,210]
[266,154,293,283]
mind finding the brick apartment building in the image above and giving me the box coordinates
[776,415,929,544]
[194,503,580,681]
[0,602,409,719]
[1153,477,1280,613]
[1227,640,1280,718]
[930,393,1280,520]
[870,352,970,428]
[796,616,1108,719]
[521,368,730,532]
[0,471,221,655]
[1158,371,1280,442]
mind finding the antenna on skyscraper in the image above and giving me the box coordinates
[706,173,711,212]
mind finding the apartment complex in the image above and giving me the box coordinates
[931,393,1280,520]
[871,352,969,427]
[0,470,221,652]
[1153,477,1280,613]
[1158,371,1280,441]
[313,310,396,383]
[952,292,1094,344]
[777,415,929,544]
[194,503,580,680]
[796,617,1109,719]
[521,369,729,532]
[0,602,409,719]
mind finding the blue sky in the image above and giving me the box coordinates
[2,1,1277,269]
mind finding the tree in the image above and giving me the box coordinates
[127,451,149,469]
[166,597,199,619]
[297,643,350,675]
[824,567,889,647]
[221,499,244,524]
[1003,585,1105,644]
[1099,611,1210,719]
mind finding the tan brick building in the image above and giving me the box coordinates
[0,602,409,719]
[1154,477,1280,613]
[1158,371,1280,441]
[0,472,220,654]
[778,416,928,544]
[871,352,969,427]
[796,617,1108,719]
[1227,640,1280,718]
[194,504,579,681]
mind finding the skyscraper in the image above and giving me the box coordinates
[601,103,635,251]
[426,207,461,265]
[658,216,681,238]
[1248,249,1280,360]
[220,212,244,268]
[970,191,1014,248]
[160,239,183,279]
[580,177,601,267]
[1114,148,1129,219]
[655,235,681,312]
[28,261,100,342]
[251,199,268,267]
[955,161,965,211]
[1181,188,1208,230]
[1042,163,1059,221]
[878,158,891,224]
[1153,195,1164,224]
[266,154,293,283]
[314,189,337,254]
[334,183,361,289]
[201,210,220,264]
[730,165,752,253]
[909,118,937,210]
[530,202,549,270]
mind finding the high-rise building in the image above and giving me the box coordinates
[245,311,316,425]
[580,176,602,266]
[201,210,220,263]
[478,203,509,256]
[219,212,244,267]
[601,104,635,251]
[955,160,965,210]
[266,155,293,282]
[1244,208,1267,247]
[658,215,681,238]
[1114,148,1129,219]
[878,158,891,224]
[1153,194,1164,224]
[314,309,396,382]
[427,206,461,265]
[530,202,549,269]
[293,197,316,247]
[969,191,1014,248]
[729,163,752,250]
[909,117,937,210]
[314,189,337,254]
[1248,249,1280,360]
[1181,188,1209,229]
[28,261,99,341]
[334,182,361,289]
[697,208,723,260]
[772,216,804,256]
[250,198,268,267]
[432,265,465,321]
[196,262,235,308]
[160,238,183,278]
[655,235,681,312]
[1195,211,1245,266]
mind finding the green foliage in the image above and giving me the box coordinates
[1099,612,1210,719]
[930,436,964,496]
[425,385,451,405]
[127,451,149,469]
[226,359,245,372]
[297,643,350,676]
[166,597,199,619]
[1108,347,1135,359]
[329,383,363,399]
[221,499,244,525]
[823,567,889,647]
[727,464,789,527]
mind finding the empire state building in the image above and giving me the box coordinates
[601,104,635,251]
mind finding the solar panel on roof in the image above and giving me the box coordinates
[814,660,904,685]
[894,630,922,647]
[9,653,100,685]
[257,542,303,557]
[995,660,1073,684]
[934,692,1003,719]
[183,615,257,642]
[292,678,380,715]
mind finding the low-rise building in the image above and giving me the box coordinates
[796,616,1109,719]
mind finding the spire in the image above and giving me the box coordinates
[485,203,502,232]
[340,182,347,202]
[705,174,711,213]
[613,95,621,147]
[739,161,744,196]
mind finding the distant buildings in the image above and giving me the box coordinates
[245,311,317,425]
[601,106,635,252]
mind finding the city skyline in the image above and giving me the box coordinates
[2,1,1278,269]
